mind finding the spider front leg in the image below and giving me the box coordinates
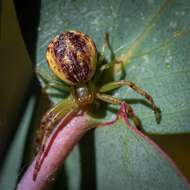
[99,80,160,123]
[33,97,77,181]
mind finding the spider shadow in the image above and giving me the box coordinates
[49,164,69,190]
[79,130,97,190]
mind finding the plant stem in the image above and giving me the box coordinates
[16,112,93,190]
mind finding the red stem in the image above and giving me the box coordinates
[16,113,92,190]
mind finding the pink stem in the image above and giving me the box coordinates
[16,113,92,190]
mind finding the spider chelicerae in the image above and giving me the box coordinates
[34,30,160,180]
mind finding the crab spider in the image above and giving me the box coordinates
[33,31,159,180]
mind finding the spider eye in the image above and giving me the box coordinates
[46,31,97,85]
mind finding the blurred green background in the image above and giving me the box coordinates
[0,0,190,189]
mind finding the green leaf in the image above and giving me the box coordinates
[62,118,190,190]
[35,0,190,189]
[93,120,190,190]
[0,95,37,190]
[36,0,190,134]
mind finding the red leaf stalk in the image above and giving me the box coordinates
[16,113,92,190]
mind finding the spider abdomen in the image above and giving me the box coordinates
[46,31,97,85]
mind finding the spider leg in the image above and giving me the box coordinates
[94,59,123,84]
[99,80,160,123]
[99,33,123,71]
[35,68,70,92]
[33,97,77,181]
[125,103,143,130]
[97,33,110,67]
[95,93,140,128]
[94,33,123,83]
[43,82,70,93]
[96,93,121,105]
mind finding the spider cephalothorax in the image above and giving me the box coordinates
[34,30,160,180]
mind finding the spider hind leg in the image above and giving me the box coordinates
[96,93,141,129]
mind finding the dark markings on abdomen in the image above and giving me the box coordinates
[53,31,91,83]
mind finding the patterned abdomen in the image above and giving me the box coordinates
[46,31,97,85]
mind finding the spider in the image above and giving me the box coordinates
[34,30,160,180]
